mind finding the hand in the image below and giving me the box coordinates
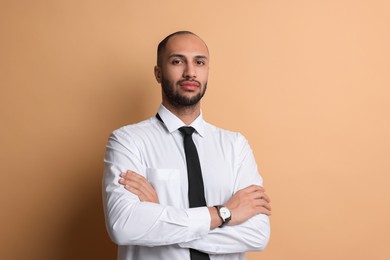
[119,170,159,203]
[224,185,271,226]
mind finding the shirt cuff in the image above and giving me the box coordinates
[185,207,210,239]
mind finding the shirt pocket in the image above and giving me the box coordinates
[147,168,182,207]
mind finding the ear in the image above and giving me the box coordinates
[154,65,161,83]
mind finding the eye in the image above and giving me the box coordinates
[196,60,206,66]
[171,59,184,65]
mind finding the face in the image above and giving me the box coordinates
[155,34,209,108]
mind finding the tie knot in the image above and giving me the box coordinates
[179,126,195,136]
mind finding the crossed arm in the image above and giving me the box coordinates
[104,131,271,253]
[119,170,271,229]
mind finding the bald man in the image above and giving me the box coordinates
[103,31,271,260]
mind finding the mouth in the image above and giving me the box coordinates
[179,80,200,91]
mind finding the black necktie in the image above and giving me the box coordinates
[179,126,210,260]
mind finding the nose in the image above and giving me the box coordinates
[183,63,196,79]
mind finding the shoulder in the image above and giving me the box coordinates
[204,121,248,145]
[110,117,162,142]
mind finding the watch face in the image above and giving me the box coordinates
[220,207,231,220]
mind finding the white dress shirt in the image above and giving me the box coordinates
[103,105,270,260]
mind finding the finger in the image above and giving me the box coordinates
[120,171,147,186]
[130,187,149,201]
[120,173,158,202]
[134,182,157,201]
[118,178,127,186]
[121,171,143,180]
[120,170,135,177]
[262,192,271,203]
[256,206,272,216]
[134,184,158,203]
[245,185,265,194]
[119,175,146,193]
[122,181,150,201]
[129,174,157,198]
[124,184,142,198]
[118,176,142,188]
[247,190,271,203]
[255,199,272,211]
[246,186,270,201]
[128,171,145,179]
[124,178,155,198]
[253,184,265,191]
[127,172,156,195]
[255,192,271,203]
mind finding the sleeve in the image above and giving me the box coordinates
[178,133,271,254]
[102,129,211,246]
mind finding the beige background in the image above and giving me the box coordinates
[1,1,389,259]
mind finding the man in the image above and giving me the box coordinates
[103,31,271,260]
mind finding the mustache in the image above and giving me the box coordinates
[177,79,201,86]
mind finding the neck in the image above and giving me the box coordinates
[162,101,201,125]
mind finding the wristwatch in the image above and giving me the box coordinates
[215,205,232,227]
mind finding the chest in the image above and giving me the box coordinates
[138,133,236,207]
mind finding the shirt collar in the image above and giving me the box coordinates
[157,104,205,137]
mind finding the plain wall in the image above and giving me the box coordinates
[1,1,389,259]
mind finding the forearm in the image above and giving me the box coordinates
[103,132,211,246]
[179,214,270,254]
[104,198,210,246]
[104,165,211,246]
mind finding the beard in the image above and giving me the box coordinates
[161,77,207,107]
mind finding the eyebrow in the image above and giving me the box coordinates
[168,53,208,60]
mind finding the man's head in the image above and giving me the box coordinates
[154,31,209,108]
